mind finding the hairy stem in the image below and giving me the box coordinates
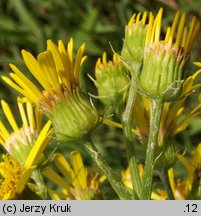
[84,139,131,200]
[122,74,141,199]
[141,99,163,200]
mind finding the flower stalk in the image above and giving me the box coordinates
[122,73,142,199]
[83,139,131,200]
[141,99,163,199]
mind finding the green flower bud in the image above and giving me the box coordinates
[92,52,130,110]
[139,9,200,101]
[121,11,151,70]
[46,88,99,142]
[140,42,185,100]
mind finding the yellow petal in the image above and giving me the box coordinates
[74,43,86,82]
[38,51,61,93]
[22,50,50,91]
[70,151,87,189]
[176,13,186,47]
[18,100,28,128]
[26,102,35,129]
[177,154,192,172]
[58,40,75,84]
[168,168,176,195]
[194,62,201,68]
[67,38,74,65]
[24,121,52,169]
[10,64,43,100]
[35,107,42,131]
[127,13,136,27]
[16,166,35,194]
[0,120,10,140]
[10,73,41,102]
[53,153,75,182]
[1,100,19,132]
[42,167,67,189]
[1,76,37,103]
[47,40,66,83]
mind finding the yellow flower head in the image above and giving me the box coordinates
[0,99,51,165]
[0,98,53,199]
[43,151,105,200]
[91,52,129,108]
[2,38,87,112]
[0,118,52,200]
[139,8,200,100]
[2,39,99,142]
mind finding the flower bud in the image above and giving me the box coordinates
[139,9,200,101]
[121,11,152,71]
[92,52,129,110]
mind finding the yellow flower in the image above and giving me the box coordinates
[42,151,105,200]
[2,38,86,112]
[2,39,99,142]
[139,8,200,100]
[0,99,52,199]
[0,117,51,200]
[0,99,51,164]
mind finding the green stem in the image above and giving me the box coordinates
[31,170,49,199]
[122,75,141,199]
[141,99,163,200]
[161,169,175,200]
[84,139,131,200]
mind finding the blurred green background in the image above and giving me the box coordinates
[0,0,201,199]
